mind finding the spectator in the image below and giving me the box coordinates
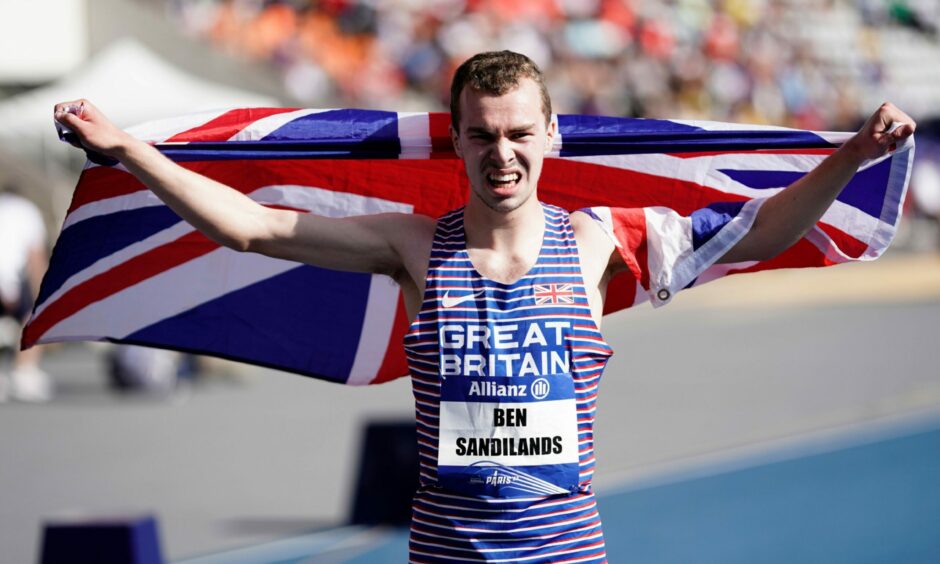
[159,1,898,128]
[0,185,51,403]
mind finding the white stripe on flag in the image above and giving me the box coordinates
[62,190,162,231]
[32,220,197,318]
[705,152,827,172]
[63,183,416,234]
[671,119,804,132]
[665,198,764,305]
[347,275,401,385]
[39,186,416,352]
[643,206,695,306]
[227,109,329,141]
[815,131,855,145]
[568,153,884,240]
[397,112,431,159]
[250,184,414,216]
[567,153,770,199]
[42,185,413,325]
[125,108,233,143]
[41,247,301,342]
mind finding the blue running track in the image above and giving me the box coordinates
[177,416,940,564]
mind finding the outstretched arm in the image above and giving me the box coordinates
[719,102,915,264]
[53,100,431,278]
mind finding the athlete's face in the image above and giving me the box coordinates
[451,78,556,214]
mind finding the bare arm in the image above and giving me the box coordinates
[570,211,620,326]
[720,102,916,264]
[53,100,429,278]
[573,103,915,315]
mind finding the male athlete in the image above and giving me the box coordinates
[55,51,913,562]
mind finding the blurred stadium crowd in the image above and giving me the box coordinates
[156,0,938,130]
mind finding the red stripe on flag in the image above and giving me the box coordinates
[602,274,638,313]
[22,231,218,347]
[816,222,868,259]
[67,166,146,214]
[70,151,772,220]
[608,207,650,291]
[541,158,747,214]
[724,238,833,275]
[67,159,469,217]
[71,152,844,222]
[429,112,456,158]
[373,295,410,383]
[165,108,299,143]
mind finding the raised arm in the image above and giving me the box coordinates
[53,100,433,280]
[719,102,915,264]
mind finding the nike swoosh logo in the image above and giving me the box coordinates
[441,290,485,308]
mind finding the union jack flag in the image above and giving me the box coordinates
[23,109,914,385]
[534,283,576,305]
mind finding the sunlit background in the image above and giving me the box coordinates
[1,1,939,562]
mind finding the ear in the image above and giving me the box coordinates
[450,124,463,158]
[544,117,557,154]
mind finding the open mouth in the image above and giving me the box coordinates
[486,172,522,190]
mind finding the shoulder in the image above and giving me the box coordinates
[571,209,615,256]
[570,208,622,280]
[570,208,603,236]
[373,212,436,253]
[382,211,437,233]
[380,211,436,274]
[380,213,437,308]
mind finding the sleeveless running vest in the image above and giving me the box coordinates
[404,203,613,563]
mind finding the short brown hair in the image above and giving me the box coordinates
[449,51,552,130]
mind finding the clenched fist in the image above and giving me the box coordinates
[845,102,916,161]
[53,99,136,159]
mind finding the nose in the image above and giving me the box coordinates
[492,137,515,166]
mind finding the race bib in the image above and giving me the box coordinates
[437,372,580,497]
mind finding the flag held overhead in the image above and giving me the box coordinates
[24,109,914,385]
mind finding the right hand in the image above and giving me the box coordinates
[53,99,134,158]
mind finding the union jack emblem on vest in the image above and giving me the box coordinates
[534,283,576,305]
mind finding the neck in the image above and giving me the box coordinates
[463,194,544,252]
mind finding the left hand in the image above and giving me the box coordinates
[846,102,916,161]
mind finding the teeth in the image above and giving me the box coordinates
[488,173,520,183]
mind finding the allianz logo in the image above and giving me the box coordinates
[531,378,550,400]
[467,377,551,399]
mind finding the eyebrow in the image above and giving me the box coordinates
[466,124,537,135]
